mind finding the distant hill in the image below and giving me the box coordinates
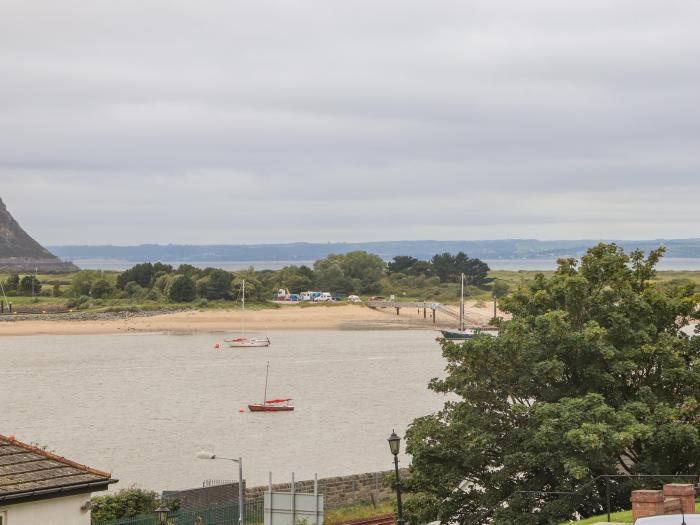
[48,239,700,264]
[0,198,78,273]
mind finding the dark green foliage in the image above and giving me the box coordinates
[3,273,19,291]
[71,270,102,296]
[90,279,113,299]
[198,268,232,299]
[276,265,314,293]
[314,251,385,293]
[168,274,196,302]
[19,275,41,295]
[431,251,489,285]
[116,262,172,289]
[388,256,419,274]
[176,263,200,279]
[90,487,179,523]
[404,244,700,524]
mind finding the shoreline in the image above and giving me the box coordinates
[0,302,499,337]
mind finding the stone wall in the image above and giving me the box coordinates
[168,470,408,510]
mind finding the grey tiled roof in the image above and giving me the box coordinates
[0,434,115,503]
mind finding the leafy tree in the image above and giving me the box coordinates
[3,273,19,291]
[90,279,113,299]
[71,270,102,296]
[116,263,171,289]
[198,269,233,299]
[492,279,510,298]
[430,251,489,285]
[276,265,314,293]
[405,244,700,524]
[314,258,352,293]
[314,251,385,293]
[168,275,196,302]
[176,264,200,279]
[406,260,432,277]
[91,488,179,522]
[388,256,419,274]
[19,275,41,295]
[232,271,268,302]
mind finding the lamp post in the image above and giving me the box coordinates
[197,451,244,525]
[387,431,405,525]
[154,504,170,524]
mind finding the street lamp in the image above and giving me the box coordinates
[196,451,244,525]
[387,431,405,525]
[154,504,170,524]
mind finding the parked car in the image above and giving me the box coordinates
[369,296,386,301]
[313,292,333,302]
[348,295,361,303]
[637,516,700,524]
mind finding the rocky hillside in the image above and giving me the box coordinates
[0,198,78,272]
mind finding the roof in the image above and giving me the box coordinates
[0,434,116,505]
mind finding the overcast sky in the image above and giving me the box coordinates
[1,1,699,245]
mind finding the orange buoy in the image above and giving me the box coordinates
[213,343,220,349]
[239,407,245,413]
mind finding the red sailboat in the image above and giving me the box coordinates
[248,362,294,412]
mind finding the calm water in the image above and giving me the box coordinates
[0,330,446,491]
[72,258,700,271]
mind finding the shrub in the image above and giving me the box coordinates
[168,275,196,302]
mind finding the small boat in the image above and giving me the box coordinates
[248,362,294,412]
[441,273,499,340]
[225,336,271,348]
[227,280,271,348]
[248,398,295,412]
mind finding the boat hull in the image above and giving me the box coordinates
[248,404,294,412]
[227,340,271,348]
[440,329,498,340]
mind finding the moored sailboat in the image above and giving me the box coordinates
[440,273,499,340]
[225,280,271,348]
[248,362,294,412]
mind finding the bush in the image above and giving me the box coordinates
[168,275,196,302]
[90,279,113,299]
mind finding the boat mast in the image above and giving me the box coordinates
[263,361,269,406]
[241,280,245,336]
[459,273,465,332]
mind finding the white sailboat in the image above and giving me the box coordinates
[225,280,271,348]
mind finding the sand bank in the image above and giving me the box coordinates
[0,302,501,337]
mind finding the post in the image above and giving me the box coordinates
[432,308,436,324]
[393,455,404,525]
[605,476,610,522]
[314,473,319,525]
[493,293,497,319]
[268,472,273,525]
[423,308,426,319]
[291,472,296,525]
[239,457,244,525]
[396,307,400,316]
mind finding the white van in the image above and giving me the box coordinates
[313,292,333,302]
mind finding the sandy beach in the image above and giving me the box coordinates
[0,301,501,336]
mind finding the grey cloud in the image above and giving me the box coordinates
[1,0,699,244]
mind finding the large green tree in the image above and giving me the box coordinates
[405,244,700,524]
[314,251,385,293]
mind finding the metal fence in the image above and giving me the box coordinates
[93,496,265,525]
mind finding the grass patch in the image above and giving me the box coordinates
[324,500,394,524]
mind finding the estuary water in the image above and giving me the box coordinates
[0,330,446,491]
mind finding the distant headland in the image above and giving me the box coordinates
[0,198,79,273]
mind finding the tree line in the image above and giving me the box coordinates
[0,250,493,306]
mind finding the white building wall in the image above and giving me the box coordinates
[0,493,92,525]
